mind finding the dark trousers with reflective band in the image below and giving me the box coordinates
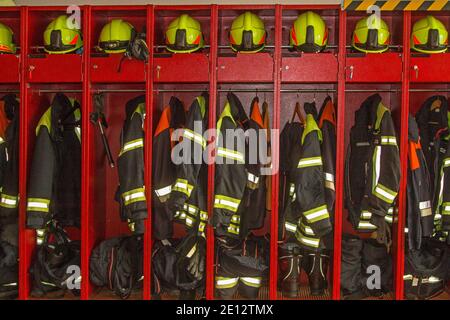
[215,269,262,299]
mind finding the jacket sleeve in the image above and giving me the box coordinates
[369,110,401,229]
[169,98,206,211]
[415,143,434,236]
[26,125,55,229]
[117,109,147,233]
[294,114,332,237]
[321,121,336,216]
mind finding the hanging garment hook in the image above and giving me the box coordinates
[256,88,258,98]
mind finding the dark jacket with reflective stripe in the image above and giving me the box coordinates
[318,97,336,220]
[278,121,303,241]
[117,95,147,234]
[294,107,332,238]
[415,95,448,197]
[27,93,81,229]
[168,94,208,235]
[345,94,400,243]
[0,94,19,223]
[152,97,185,240]
[407,115,434,250]
[434,130,450,233]
[240,97,268,236]
[213,92,248,239]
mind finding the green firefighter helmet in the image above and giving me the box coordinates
[411,15,448,54]
[43,15,83,54]
[352,15,390,53]
[229,12,266,53]
[0,22,16,54]
[290,11,328,53]
[99,19,135,54]
[165,14,204,53]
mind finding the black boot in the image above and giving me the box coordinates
[304,251,329,296]
[278,242,302,298]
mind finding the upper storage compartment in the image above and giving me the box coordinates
[346,11,403,83]
[153,6,211,83]
[217,6,275,83]
[281,7,339,83]
[0,8,21,83]
[410,12,450,83]
[27,7,84,83]
[90,6,147,83]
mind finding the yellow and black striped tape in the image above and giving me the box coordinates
[343,0,450,11]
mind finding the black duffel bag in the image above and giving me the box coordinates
[90,235,143,299]
[30,223,81,297]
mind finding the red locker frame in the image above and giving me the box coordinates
[0,4,446,300]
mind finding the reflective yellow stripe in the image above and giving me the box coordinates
[27,198,50,212]
[295,231,320,248]
[214,194,241,212]
[358,221,377,230]
[443,158,450,168]
[120,138,144,156]
[227,224,240,235]
[215,277,239,289]
[183,128,206,148]
[299,221,316,236]
[297,156,322,168]
[303,204,329,223]
[0,194,18,209]
[240,277,262,288]
[172,178,194,197]
[373,183,397,204]
[381,136,397,146]
[122,187,146,206]
[217,147,245,163]
[285,221,297,233]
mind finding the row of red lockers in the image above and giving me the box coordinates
[2,5,450,301]
[2,5,450,83]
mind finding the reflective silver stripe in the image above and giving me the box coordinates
[405,228,409,233]
[419,201,431,210]
[0,197,17,206]
[217,147,244,162]
[381,136,397,146]
[300,224,315,236]
[388,207,394,214]
[240,277,261,285]
[423,276,441,284]
[304,207,328,221]
[298,157,322,168]
[216,278,239,286]
[185,217,194,226]
[183,128,206,148]
[374,146,381,187]
[361,211,372,219]
[186,244,197,258]
[403,274,413,280]
[27,201,47,209]
[124,191,145,203]
[247,172,259,184]
[324,173,334,182]
[230,215,240,223]
[358,221,377,230]
[122,138,144,154]
[375,186,396,201]
[155,185,172,197]
[444,158,450,167]
[356,142,370,147]
[297,235,320,248]
[285,222,297,233]
[385,215,393,223]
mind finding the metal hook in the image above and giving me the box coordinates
[256,88,258,98]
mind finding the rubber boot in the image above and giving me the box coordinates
[278,242,302,298]
[304,251,329,296]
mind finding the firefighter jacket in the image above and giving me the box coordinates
[434,130,450,234]
[318,97,336,217]
[239,97,267,236]
[117,95,147,235]
[168,94,209,236]
[213,92,249,239]
[278,121,303,241]
[152,97,185,240]
[345,94,400,245]
[26,93,81,230]
[415,95,448,197]
[0,94,19,223]
[407,115,433,250]
[291,104,332,251]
